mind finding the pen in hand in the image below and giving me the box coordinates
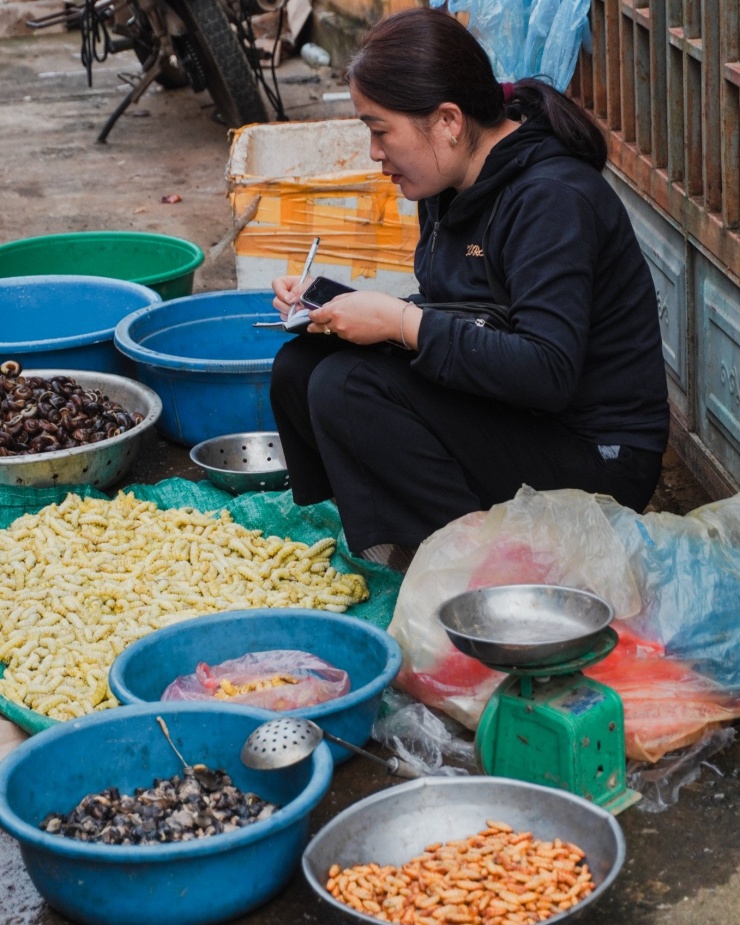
[252,236,322,331]
[288,236,320,320]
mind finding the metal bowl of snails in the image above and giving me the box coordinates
[0,365,162,489]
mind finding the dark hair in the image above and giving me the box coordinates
[347,8,607,171]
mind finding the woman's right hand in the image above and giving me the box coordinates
[272,275,312,320]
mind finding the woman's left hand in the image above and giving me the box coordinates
[307,291,420,347]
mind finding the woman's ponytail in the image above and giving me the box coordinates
[507,79,607,171]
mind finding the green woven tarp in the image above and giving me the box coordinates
[0,479,404,735]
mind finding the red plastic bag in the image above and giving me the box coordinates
[162,649,350,711]
[585,623,740,762]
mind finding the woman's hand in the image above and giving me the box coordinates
[307,291,422,348]
[272,275,312,320]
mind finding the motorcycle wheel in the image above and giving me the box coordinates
[168,0,267,127]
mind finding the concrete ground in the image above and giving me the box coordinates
[0,28,738,925]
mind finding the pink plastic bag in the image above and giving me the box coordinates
[162,649,350,711]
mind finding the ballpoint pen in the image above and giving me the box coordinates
[287,236,320,320]
[252,236,321,329]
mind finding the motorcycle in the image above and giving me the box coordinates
[27,0,288,142]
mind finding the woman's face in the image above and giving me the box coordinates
[350,83,462,201]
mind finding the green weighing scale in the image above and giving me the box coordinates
[437,584,641,815]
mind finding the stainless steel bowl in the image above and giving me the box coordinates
[302,776,626,925]
[436,584,614,668]
[0,369,162,490]
[189,432,290,493]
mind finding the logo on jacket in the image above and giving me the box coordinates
[466,244,484,257]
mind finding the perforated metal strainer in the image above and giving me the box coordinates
[240,717,423,779]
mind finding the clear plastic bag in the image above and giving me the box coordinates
[388,487,640,730]
[161,649,350,711]
[372,689,477,777]
[627,727,736,812]
[431,0,591,90]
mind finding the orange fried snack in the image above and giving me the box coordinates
[326,821,595,925]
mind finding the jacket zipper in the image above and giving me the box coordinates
[430,215,497,326]
[429,221,440,292]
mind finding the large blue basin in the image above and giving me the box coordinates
[108,609,402,765]
[114,290,290,445]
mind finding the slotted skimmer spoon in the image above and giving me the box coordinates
[240,716,424,779]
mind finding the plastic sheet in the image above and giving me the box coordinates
[162,650,350,710]
[431,0,591,90]
[388,486,740,762]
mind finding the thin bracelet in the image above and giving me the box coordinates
[399,302,411,350]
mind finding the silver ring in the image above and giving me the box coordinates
[323,325,331,335]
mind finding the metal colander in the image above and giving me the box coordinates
[189,431,290,493]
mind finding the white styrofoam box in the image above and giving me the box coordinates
[227,119,419,297]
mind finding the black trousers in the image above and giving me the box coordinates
[269,337,663,553]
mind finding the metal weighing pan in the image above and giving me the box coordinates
[436,584,615,669]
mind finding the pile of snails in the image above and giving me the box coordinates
[40,765,280,846]
[39,718,281,846]
[0,360,144,457]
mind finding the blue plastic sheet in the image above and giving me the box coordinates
[601,494,740,691]
[431,0,591,91]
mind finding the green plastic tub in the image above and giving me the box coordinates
[0,231,204,300]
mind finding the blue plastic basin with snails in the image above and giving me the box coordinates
[0,702,333,925]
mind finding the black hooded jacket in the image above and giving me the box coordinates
[409,117,670,454]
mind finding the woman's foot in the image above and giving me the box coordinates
[359,544,417,573]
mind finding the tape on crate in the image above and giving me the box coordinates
[230,173,418,280]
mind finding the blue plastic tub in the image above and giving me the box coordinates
[108,609,402,765]
[114,290,290,446]
[0,275,161,375]
[0,702,333,925]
